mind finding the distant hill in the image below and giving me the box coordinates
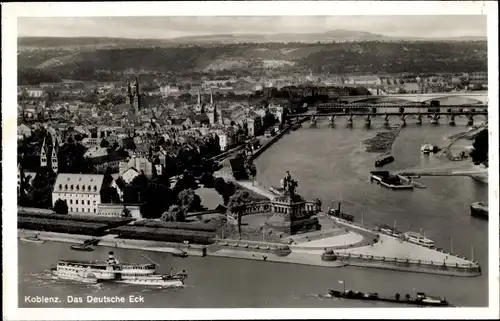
[17,40,488,84]
[18,30,487,49]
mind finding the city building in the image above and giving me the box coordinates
[52,173,105,214]
[22,87,44,98]
[344,75,382,87]
[97,203,142,218]
[119,156,154,177]
[468,72,488,87]
[125,76,142,113]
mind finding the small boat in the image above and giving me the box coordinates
[20,235,45,244]
[172,249,188,258]
[403,231,435,248]
[70,244,95,252]
[376,224,403,238]
[329,289,451,307]
[421,143,434,154]
[173,252,188,258]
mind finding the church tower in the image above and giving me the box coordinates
[207,90,217,126]
[51,135,59,174]
[133,76,141,112]
[40,137,48,167]
[126,80,133,104]
[195,90,202,114]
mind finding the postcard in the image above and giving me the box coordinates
[2,1,499,320]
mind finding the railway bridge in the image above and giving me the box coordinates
[286,107,488,127]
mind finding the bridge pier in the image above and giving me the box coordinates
[449,114,456,126]
[416,113,422,125]
[364,115,371,127]
[328,115,335,127]
[467,114,474,126]
[383,114,390,127]
[430,114,440,125]
[400,114,407,127]
[346,115,354,126]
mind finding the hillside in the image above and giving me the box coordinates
[18,31,487,48]
[18,41,488,84]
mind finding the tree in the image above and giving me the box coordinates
[100,139,110,148]
[470,129,488,166]
[227,190,253,236]
[54,199,69,214]
[30,167,57,208]
[160,205,186,222]
[177,188,202,212]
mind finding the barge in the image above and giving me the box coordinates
[375,154,394,167]
[328,289,451,307]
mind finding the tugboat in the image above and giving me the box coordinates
[51,251,187,287]
[327,202,354,222]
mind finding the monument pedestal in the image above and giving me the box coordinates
[265,192,320,235]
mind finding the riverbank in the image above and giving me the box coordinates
[441,125,487,161]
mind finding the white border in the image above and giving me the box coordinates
[2,1,499,320]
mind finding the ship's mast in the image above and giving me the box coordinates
[141,253,160,267]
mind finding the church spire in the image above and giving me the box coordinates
[197,89,201,105]
[210,90,213,105]
[40,137,47,167]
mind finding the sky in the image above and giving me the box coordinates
[18,16,487,39]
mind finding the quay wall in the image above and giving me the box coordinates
[336,253,481,277]
[249,117,309,162]
[18,229,207,257]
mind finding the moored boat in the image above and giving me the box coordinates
[51,251,187,287]
[70,244,95,252]
[403,231,435,248]
[20,234,45,244]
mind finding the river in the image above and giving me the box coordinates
[18,117,489,308]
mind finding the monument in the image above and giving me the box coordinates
[266,171,321,235]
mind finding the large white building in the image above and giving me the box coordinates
[52,174,105,214]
